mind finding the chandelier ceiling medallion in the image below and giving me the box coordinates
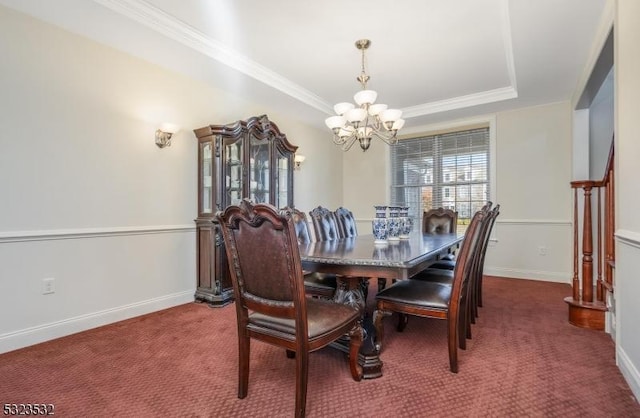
[325,39,405,152]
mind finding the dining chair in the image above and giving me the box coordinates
[373,209,485,373]
[423,207,458,235]
[411,204,494,346]
[288,207,338,298]
[334,207,358,238]
[474,204,500,310]
[334,206,372,297]
[427,202,491,269]
[309,206,341,241]
[423,207,459,261]
[421,204,499,321]
[216,200,363,418]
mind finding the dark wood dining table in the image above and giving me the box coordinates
[299,232,463,379]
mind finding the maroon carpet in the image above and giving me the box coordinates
[1,276,638,417]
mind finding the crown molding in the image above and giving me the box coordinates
[380,0,518,119]
[91,0,519,119]
[91,0,333,114]
[402,86,518,118]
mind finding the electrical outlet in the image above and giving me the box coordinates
[538,246,547,256]
[42,278,55,294]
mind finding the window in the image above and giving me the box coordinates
[390,127,491,232]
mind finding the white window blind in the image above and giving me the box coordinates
[390,127,490,232]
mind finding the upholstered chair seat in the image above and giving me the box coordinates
[376,280,452,310]
[440,253,456,262]
[249,297,361,339]
[428,259,456,270]
[302,272,338,296]
[413,267,454,284]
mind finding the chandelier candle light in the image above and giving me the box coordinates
[325,39,405,152]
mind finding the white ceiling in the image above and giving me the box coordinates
[1,0,609,131]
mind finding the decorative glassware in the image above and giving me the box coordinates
[387,206,401,241]
[372,205,388,245]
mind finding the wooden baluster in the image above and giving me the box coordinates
[596,186,603,302]
[565,141,612,330]
[581,183,594,303]
[572,187,580,301]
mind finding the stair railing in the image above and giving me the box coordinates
[566,141,614,330]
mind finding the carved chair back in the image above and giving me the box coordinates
[309,206,340,241]
[334,207,358,238]
[475,204,500,308]
[287,207,312,245]
[423,208,458,235]
[217,200,305,321]
[284,206,337,298]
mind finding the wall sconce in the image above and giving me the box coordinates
[155,123,180,148]
[294,154,306,170]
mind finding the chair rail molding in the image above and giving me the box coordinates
[0,224,195,244]
[615,229,640,249]
[496,219,572,226]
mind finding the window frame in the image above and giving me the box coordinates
[387,116,497,231]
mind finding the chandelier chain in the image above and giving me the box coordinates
[358,42,370,89]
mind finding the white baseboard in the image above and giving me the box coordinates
[0,290,195,354]
[618,345,640,403]
[484,266,571,284]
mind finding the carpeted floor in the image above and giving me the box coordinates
[1,276,638,417]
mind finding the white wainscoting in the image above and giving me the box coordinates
[0,225,196,354]
[484,219,572,283]
[614,229,640,401]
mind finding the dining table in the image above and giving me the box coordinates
[299,231,463,379]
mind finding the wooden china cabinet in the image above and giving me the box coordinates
[193,115,298,306]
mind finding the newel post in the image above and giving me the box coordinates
[565,141,612,330]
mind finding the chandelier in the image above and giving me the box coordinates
[325,39,405,152]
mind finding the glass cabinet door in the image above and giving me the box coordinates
[224,139,243,206]
[200,141,213,214]
[249,134,270,204]
[275,149,291,209]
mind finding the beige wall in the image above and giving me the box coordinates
[342,138,390,224]
[487,102,573,282]
[341,101,574,283]
[0,6,341,353]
